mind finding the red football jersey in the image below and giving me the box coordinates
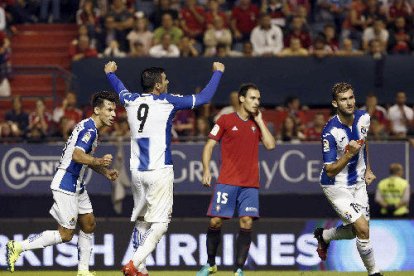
[208,112,262,188]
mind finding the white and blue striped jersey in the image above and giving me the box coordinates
[320,110,370,186]
[51,118,98,194]
[107,71,223,171]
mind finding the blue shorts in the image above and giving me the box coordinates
[207,183,259,218]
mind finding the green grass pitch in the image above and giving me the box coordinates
[0,271,412,276]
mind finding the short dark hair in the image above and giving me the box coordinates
[141,67,165,93]
[91,91,118,108]
[238,83,258,99]
[332,82,353,100]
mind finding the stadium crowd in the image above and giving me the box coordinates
[0,0,413,142]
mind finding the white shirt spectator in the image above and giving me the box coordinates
[362,27,389,46]
[388,104,414,134]
[149,44,180,57]
[250,24,283,56]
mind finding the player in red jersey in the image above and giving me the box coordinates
[196,83,276,276]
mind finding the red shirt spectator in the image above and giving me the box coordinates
[69,35,98,61]
[205,0,228,28]
[180,0,206,39]
[231,0,260,41]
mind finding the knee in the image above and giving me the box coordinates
[150,222,168,242]
[353,224,370,239]
[59,229,75,243]
[239,216,253,229]
[209,217,223,229]
[81,220,96,234]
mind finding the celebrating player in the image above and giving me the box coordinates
[6,91,119,276]
[104,60,225,276]
[314,82,383,276]
[197,83,276,276]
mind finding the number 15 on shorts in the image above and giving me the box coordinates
[216,192,228,204]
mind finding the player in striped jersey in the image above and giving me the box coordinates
[104,61,225,276]
[314,83,382,276]
[6,91,119,276]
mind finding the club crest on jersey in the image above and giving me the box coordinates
[216,205,221,212]
[344,212,352,221]
[251,126,256,132]
[361,126,367,134]
[81,131,92,143]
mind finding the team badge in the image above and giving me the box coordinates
[344,212,352,221]
[361,126,367,134]
[81,132,91,143]
[69,217,76,226]
[251,126,256,132]
[323,139,330,152]
[216,205,221,212]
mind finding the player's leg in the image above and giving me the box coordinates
[197,184,238,276]
[352,183,381,276]
[315,185,358,261]
[128,168,173,271]
[7,191,76,272]
[133,217,151,276]
[234,187,259,275]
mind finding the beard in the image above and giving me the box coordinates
[337,106,355,117]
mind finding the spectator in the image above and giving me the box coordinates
[277,115,305,143]
[194,116,210,141]
[284,16,312,49]
[39,0,61,23]
[69,35,98,61]
[28,98,52,140]
[103,39,127,57]
[314,0,349,32]
[322,23,339,52]
[278,37,309,56]
[309,36,333,58]
[362,18,389,51]
[362,0,386,28]
[388,16,413,54]
[76,0,100,38]
[127,16,153,56]
[304,112,326,141]
[360,93,388,139]
[241,41,254,57]
[106,0,134,52]
[341,0,366,44]
[179,36,199,57]
[231,0,260,42]
[261,0,290,28]
[179,0,205,40]
[5,95,29,137]
[153,13,183,45]
[205,0,228,27]
[149,33,180,57]
[129,41,147,57]
[250,13,283,56]
[335,38,364,56]
[387,0,412,24]
[375,163,410,217]
[52,91,83,136]
[150,0,179,28]
[0,32,11,97]
[388,91,413,138]
[368,38,385,59]
[214,91,239,121]
[203,15,232,56]
[173,109,195,138]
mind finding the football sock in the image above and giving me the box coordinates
[206,226,221,266]
[323,224,355,242]
[134,220,151,272]
[356,238,379,275]
[132,222,168,267]
[78,230,93,271]
[21,230,62,251]
[234,228,252,272]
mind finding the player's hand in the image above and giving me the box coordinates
[345,140,362,156]
[213,62,225,73]
[106,169,119,181]
[202,170,212,187]
[104,61,117,74]
[95,154,113,167]
[253,110,263,123]
[365,169,376,185]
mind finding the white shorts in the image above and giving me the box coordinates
[131,167,174,223]
[49,190,93,230]
[321,181,370,225]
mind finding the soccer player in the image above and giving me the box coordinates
[104,60,225,276]
[314,82,382,276]
[197,83,276,276]
[6,91,119,275]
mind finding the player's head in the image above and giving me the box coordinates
[238,83,260,115]
[331,82,355,116]
[141,67,169,94]
[91,91,117,128]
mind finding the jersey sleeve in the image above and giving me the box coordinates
[75,129,97,153]
[322,131,337,164]
[165,94,195,110]
[208,116,226,141]
[106,72,139,106]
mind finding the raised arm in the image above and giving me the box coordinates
[104,61,133,105]
[193,62,225,107]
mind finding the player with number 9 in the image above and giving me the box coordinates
[104,60,225,276]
